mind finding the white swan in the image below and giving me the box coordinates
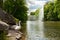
[11,21,21,30]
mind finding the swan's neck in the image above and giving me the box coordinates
[18,21,21,26]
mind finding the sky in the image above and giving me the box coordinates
[26,0,53,12]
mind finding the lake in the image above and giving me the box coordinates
[21,21,60,40]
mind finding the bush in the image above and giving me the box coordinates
[0,30,7,40]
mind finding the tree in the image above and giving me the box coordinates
[44,0,60,21]
[55,0,60,20]
[30,8,40,20]
[30,8,40,16]
[3,0,28,23]
[35,8,40,17]
[0,0,3,8]
[30,12,35,15]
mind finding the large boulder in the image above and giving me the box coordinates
[0,21,9,30]
[0,8,16,25]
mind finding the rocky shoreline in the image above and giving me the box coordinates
[0,8,23,40]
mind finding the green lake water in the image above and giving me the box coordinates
[22,21,60,40]
[44,21,60,40]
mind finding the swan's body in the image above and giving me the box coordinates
[11,21,21,30]
[12,25,21,30]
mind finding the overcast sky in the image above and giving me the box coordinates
[26,0,53,12]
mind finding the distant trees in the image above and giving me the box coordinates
[44,0,60,21]
[3,0,28,22]
[30,8,40,17]
[34,8,40,17]
[30,8,40,20]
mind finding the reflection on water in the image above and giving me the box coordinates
[25,21,60,40]
[26,21,45,40]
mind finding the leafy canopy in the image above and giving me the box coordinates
[44,0,60,21]
[3,0,28,22]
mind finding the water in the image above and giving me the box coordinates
[44,21,60,40]
[26,21,43,40]
[21,9,60,40]
[25,21,60,40]
[22,1,60,40]
[26,1,45,40]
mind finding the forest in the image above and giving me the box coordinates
[44,0,60,21]
[3,0,28,23]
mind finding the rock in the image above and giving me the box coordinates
[0,8,16,25]
[0,21,9,30]
[7,30,22,40]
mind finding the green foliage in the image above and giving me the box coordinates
[0,30,7,40]
[30,12,35,15]
[0,0,3,8]
[30,8,40,17]
[30,8,40,20]
[35,8,40,17]
[44,0,60,21]
[14,17,19,23]
[3,0,28,23]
